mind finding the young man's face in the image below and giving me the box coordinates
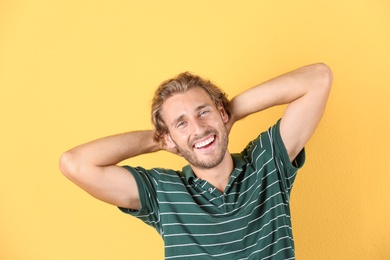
[162,87,230,169]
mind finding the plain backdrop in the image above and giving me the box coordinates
[1,1,389,259]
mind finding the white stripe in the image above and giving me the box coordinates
[157,190,192,195]
[164,215,290,241]
[159,178,282,219]
[159,180,186,186]
[163,202,287,230]
[165,223,291,248]
[165,236,293,259]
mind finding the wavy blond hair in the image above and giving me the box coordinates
[151,72,230,144]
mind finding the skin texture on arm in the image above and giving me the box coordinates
[59,130,161,209]
[228,63,333,161]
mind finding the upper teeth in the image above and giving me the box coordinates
[194,136,214,148]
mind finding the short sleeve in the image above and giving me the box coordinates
[117,166,162,233]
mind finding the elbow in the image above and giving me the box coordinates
[59,150,80,180]
[313,63,333,90]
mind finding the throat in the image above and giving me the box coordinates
[191,153,234,193]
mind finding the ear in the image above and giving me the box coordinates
[218,106,229,123]
[164,133,177,149]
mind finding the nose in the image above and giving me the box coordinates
[191,118,205,136]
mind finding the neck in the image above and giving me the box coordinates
[191,151,233,193]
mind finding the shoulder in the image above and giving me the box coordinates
[240,120,302,167]
[240,123,276,158]
[122,165,185,186]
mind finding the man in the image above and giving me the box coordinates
[60,63,332,259]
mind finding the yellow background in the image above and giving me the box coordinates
[1,0,389,259]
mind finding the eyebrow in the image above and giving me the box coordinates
[170,103,211,127]
[195,104,211,112]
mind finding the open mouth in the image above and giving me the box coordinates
[193,135,216,149]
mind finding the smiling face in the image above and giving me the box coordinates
[162,87,230,170]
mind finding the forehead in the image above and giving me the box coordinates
[161,87,214,122]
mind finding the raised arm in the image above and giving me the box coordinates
[59,130,161,209]
[228,63,332,161]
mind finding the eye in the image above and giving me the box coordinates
[199,110,210,117]
[176,121,187,128]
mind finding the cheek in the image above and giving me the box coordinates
[212,117,227,127]
[170,131,190,146]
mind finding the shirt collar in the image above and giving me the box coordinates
[182,164,196,183]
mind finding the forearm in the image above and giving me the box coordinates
[229,63,330,123]
[59,130,159,209]
[62,130,160,169]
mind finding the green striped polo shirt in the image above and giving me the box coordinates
[119,120,305,259]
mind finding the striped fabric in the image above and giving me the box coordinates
[119,120,305,259]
